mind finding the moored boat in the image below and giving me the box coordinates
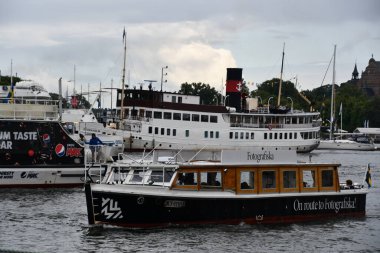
[85,148,367,228]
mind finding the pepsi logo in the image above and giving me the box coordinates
[42,134,50,143]
[55,144,65,157]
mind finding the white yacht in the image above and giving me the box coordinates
[113,68,321,153]
[0,80,51,102]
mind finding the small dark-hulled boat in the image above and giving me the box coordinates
[85,149,367,228]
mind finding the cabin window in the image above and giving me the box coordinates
[289,132,292,139]
[302,170,316,188]
[240,132,244,139]
[201,115,209,122]
[183,113,190,121]
[274,133,277,139]
[173,113,181,120]
[279,133,283,139]
[145,110,152,118]
[210,115,218,123]
[185,130,190,137]
[204,131,208,138]
[229,132,233,139]
[264,133,267,139]
[284,133,288,139]
[173,129,177,136]
[148,127,152,134]
[176,172,198,186]
[216,131,219,138]
[283,171,297,188]
[164,112,172,120]
[161,128,165,135]
[240,171,255,190]
[155,127,159,135]
[172,96,176,103]
[200,171,222,188]
[262,171,276,189]
[210,131,214,138]
[251,133,254,139]
[192,114,200,122]
[149,170,174,183]
[321,170,333,187]
[235,132,238,139]
[154,111,162,119]
[269,133,273,139]
[245,132,249,139]
[167,128,171,135]
[294,132,297,139]
[292,117,297,124]
[178,97,182,103]
[130,169,145,182]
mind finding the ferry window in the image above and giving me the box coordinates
[173,113,181,120]
[284,133,288,139]
[244,116,251,124]
[269,133,273,139]
[264,133,267,139]
[279,133,283,139]
[164,112,172,120]
[283,171,297,188]
[235,132,238,139]
[176,172,198,186]
[286,117,291,124]
[240,171,254,189]
[274,133,278,139]
[132,109,138,117]
[251,133,254,139]
[294,132,297,139]
[172,96,176,103]
[204,131,208,138]
[161,128,165,135]
[216,131,219,138]
[302,170,316,188]
[148,127,152,134]
[200,171,222,188]
[229,132,233,139]
[167,128,171,135]
[154,111,162,119]
[178,97,182,103]
[173,129,177,136]
[145,110,152,118]
[185,130,190,137]
[289,132,292,139]
[262,171,276,189]
[240,132,244,139]
[201,115,209,122]
[245,132,249,139]
[155,127,159,135]
[321,170,333,187]
[183,113,190,121]
[299,117,304,124]
[192,114,200,121]
[210,115,218,123]
[292,117,297,124]
[210,131,214,138]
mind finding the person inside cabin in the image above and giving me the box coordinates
[89,133,104,162]
[346,179,354,189]
[77,134,87,146]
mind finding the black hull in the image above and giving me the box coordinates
[86,185,366,228]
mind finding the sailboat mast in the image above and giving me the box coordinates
[277,43,285,107]
[121,28,127,120]
[329,45,336,140]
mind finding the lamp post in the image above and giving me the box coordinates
[161,66,168,92]
[267,96,273,109]
[287,97,293,113]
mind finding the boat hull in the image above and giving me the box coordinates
[318,140,375,151]
[85,184,366,227]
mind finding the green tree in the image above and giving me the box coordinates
[179,82,220,105]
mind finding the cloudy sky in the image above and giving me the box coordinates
[0,0,379,107]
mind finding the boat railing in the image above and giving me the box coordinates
[0,101,59,120]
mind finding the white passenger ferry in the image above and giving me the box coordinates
[114,68,321,153]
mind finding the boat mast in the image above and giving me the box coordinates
[121,28,127,120]
[277,43,285,107]
[329,45,336,140]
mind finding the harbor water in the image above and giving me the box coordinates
[1,150,380,252]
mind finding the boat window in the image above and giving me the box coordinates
[279,133,283,139]
[176,172,198,185]
[240,171,255,190]
[289,132,292,139]
[292,117,297,124]
[164,112,172,120]
[200,171,222,189]
[192,114,199,121]
[264,133,267,139]
[201,115,209,122]
[235,132,238,139]
[216,131,219,138]
[240,132,244,139]
[173,129,177,136]
[130,169,145,182]
[210,131,214,138]
[145,110,152,118]
[183,113,190,121]
[167,128,171,135]
[149,170,174,183]
[274,133,277,139]
[269,133,273,139]
[204,131,208,138]
[302,170,316,188]
[161,128,165,135]
[321,170,333,187]
[284,133,287,139]
[155,127,159,135]
[173,113,181,120]
[154,111,162,119]
[283,171,297,188]
[294,132,297,139]
[210,115,218,123]
[172,96,176,103]
[262,171,276,189]
[185,130,190,137]
[148,126,152,134]
[229,132,233,139]
[178,97,182,103]
[245,132,249,139]
[251,133,254,139]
